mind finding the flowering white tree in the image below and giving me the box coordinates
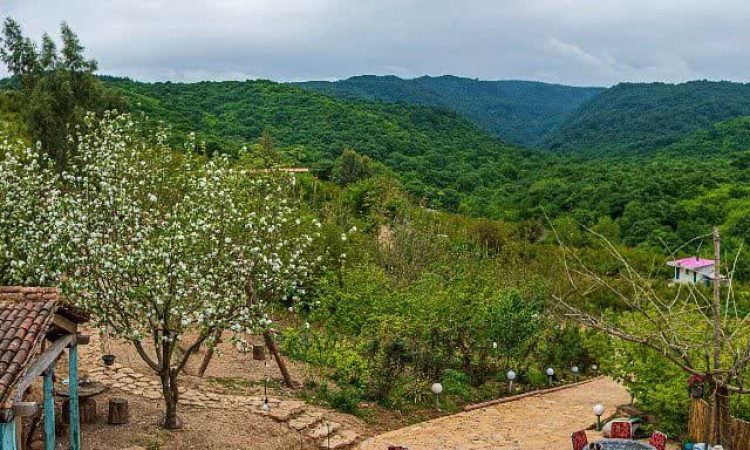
[0,137,65,285]
[61,113,326,428]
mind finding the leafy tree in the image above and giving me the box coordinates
[333,149,373,185]
[0,18,125,169]
[57,113,327,428]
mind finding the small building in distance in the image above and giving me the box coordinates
[667,256,725,286]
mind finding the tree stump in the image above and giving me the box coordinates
[62,398,97,424]
[108,398,129,425]
[253,345,266,361]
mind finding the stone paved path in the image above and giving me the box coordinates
[80,329,360,449]
[359,378,630,450]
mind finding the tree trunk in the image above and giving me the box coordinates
[263,331,296,389]
[160,368,181,429]
[711,384,732,448]
[197,330,223,377]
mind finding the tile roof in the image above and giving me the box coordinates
[0,287,87,407]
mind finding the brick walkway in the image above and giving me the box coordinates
[359,378,630,450]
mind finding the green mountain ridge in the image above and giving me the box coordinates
[295,75,603,146]
[104,78,526,210]
[545,80,750,154]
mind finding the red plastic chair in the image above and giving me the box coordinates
[610,421,633,439]
[571,430,588,450]
[649,431,667,450]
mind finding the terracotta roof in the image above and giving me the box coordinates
[0,287,87,407]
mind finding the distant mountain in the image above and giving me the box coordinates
[105,78,524,210]
[295,75,603,146]
[544,80,750,154]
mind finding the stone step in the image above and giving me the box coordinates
[307,421,341,439]
[288,411,323,431]
[320,430,358,449]
[262,401,306,422]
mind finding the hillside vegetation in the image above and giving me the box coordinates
[100,78,750,265]
[106,77,525,209]
[296,75,603,146]
[544,80,750,154]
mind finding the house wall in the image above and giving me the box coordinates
[673,265,715,284]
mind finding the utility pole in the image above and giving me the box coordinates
[711,226,730,447]
[713,225,720,373]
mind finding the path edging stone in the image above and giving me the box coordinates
[463,376,605,412]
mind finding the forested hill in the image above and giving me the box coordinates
[104,78,525,210]
[544,80,750,154]
[295,75,603,146]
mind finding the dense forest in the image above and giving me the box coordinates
[104,77,526,210]
[90,78,750,274]
[544,80,750,154]
[296,75,603,146]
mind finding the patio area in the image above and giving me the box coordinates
[359,378,671,450]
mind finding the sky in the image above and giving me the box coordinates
[2,0,750,86]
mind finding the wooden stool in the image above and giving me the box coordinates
[62,398,97,424]
[108,398,129,425]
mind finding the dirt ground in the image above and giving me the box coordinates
[34,328,372,450]
[78,392,316,450]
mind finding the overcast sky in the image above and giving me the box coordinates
[2,0,750,86]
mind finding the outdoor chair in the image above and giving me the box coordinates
[649,431,667,450]
[610,421,633,439]
[571,430,588,450]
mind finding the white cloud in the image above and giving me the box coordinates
[1,0,749,85]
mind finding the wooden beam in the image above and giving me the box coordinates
[12,335,75,402]
[75,335,89,346]
[12,402,37,417]
[52,315,77,335]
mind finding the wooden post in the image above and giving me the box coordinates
[0,420,17,450]
[43,369,54,450]
[68,343,80,450]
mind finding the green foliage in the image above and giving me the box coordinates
[545,81,750,154]
[0,18,126,170]
[103,77,523,211]
[296,75,603,145]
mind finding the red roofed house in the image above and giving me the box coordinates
[667,256,723,286]
[0,287,88,450]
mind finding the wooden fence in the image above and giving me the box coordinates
[689,398,750,449]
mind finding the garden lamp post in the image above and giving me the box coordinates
[507,370,516,393]
[431,382,443,412]
[593,403,605,431]
[546,367,555,385]
[572,365,579,382]
[262,374,270,411]
[591,364,598,374]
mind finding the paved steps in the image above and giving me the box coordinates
[307,421,341,439]
[289,411,324,430]
[322,430,359,449]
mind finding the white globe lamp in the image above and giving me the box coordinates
[431,382,443,411]
[593,403,605,431]
[507,370,517,393]
[546,367,555,385]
